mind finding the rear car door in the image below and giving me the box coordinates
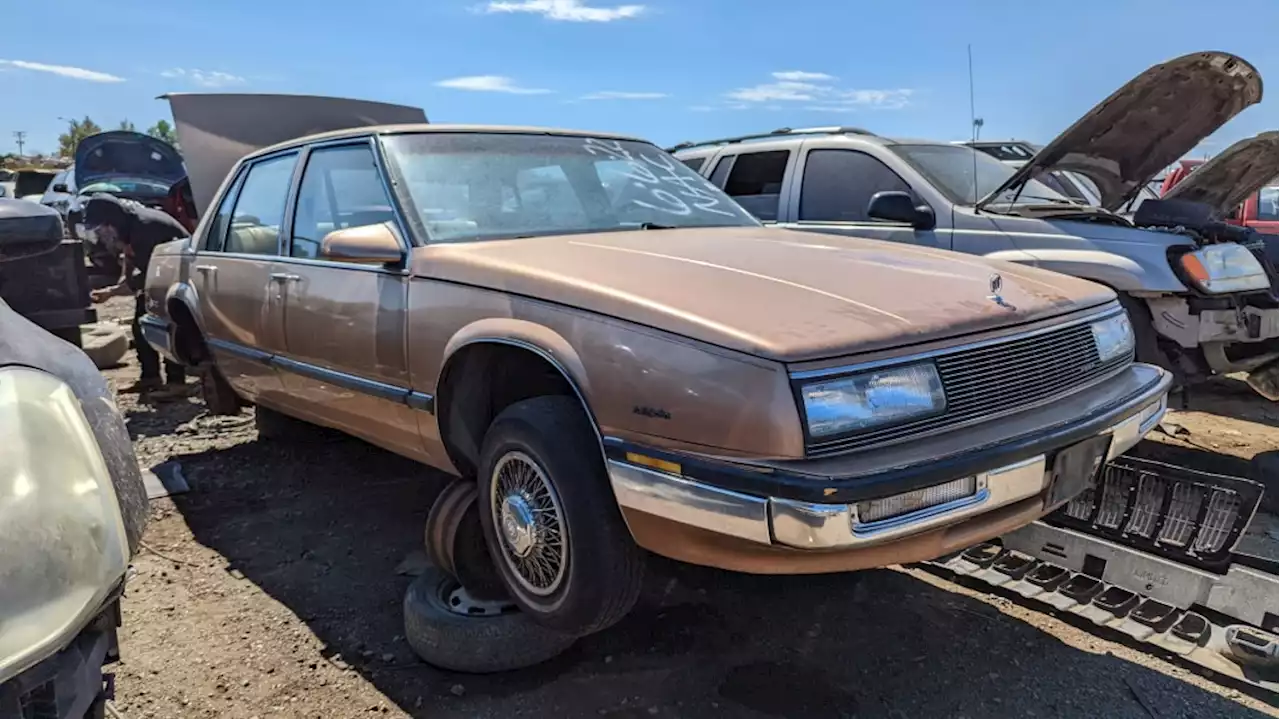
[191,151,298,403]
[776,145,951,250]
[275,141,423,458]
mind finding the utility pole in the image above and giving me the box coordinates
[12,130,26,156]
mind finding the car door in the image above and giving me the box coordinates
[274,140,424,459]
[706,148,796,223]
[776,145,951,250]
[191,151,298,403]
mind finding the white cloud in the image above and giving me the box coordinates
[580,90,667,100]
[484,0,643,22]
[436,75,552,94]
[0,59,124,83]
[771,71,835,82]
[161,68,246,88]
[724,72,914,111]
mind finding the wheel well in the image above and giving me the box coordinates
[167,299,207,366]
[437,342,581,477]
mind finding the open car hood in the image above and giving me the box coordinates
[1163,131,1279,214]
[74,131,185,191]
[979,51,1263,212]
[163,93,428,216]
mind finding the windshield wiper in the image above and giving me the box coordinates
[638,222,677,230]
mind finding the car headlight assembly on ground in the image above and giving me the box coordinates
[1177,244,1271,294]
[1090,312,1136,364]
[800,362,947,438]
[0,366,129,684]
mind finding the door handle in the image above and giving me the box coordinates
[269,273,301,282]
[194,264,217,274]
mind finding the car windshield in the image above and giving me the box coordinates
[381,133,759,243]
[891,144,1072,206]
[80,179,171,198]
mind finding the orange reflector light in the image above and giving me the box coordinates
[625,452,682,476]
[1180,253,1210,284]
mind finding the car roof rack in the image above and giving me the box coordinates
[666,126,876,153]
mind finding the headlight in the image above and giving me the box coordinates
[1177,244,1269,293]
[0,367,129,684]
[801,363,946,438]
[1091,312,1135,363]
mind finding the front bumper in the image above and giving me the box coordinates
[607,363,1171,561]
[138,314,178,364]
[0,610,117,719]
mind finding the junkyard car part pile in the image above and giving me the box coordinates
[929,456,1277,692]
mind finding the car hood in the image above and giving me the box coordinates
[164,93,428,216]
[1163,131,1279,214]
[411,227,1115,362]
[74,131,185,190]
[980,51,1263,213]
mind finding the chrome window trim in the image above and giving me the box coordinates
[790,303,1124,381]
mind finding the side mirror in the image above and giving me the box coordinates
[867,191,936,230]
[52,183,70,194]
[320,222,405,265]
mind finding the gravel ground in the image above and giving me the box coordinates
[93,297,1278,719]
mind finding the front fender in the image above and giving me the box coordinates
[984,248,1186,293]
[439,318,592,402]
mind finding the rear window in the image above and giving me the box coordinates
[678,156,706,172]
[722,150,788,221]
[1259,187,1279,222]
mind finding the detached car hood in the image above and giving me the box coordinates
[412,227,1115,362]
[982,51,1263,212]
[164,93,428,216]
[74,131,185,190]
[1163,131,1279,214]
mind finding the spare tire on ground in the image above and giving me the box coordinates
[403,567,575,673]
[79,323,129,369]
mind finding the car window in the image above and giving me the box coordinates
[291,144,395,259]
[708,155,734,188]
[223,154,297,256]
[799,149,913,223]
[722,150,788,221]
[382,133,758,243]
[201,172,244,251]
[678,156,705,172]
[1258,187,1279,222]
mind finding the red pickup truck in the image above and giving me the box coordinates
[1161,131,1278,235]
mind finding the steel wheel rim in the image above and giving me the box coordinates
[489,451,568,597]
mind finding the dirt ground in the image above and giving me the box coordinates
[93,297,1278,719]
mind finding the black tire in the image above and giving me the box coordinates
[425,479,507,600]
[476,396,644,636]
[403,567,576,673]
[198,365,242,416]
[254,405,325,442]
[1116,293,1165,371]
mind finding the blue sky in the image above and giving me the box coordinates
[2,0,1277,157]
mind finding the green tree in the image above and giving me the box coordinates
[118,119,136,132]
[57,116,102,157]
[146,119,177,146]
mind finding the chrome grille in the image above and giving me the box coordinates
[806,315,1129,456]
[1047,456,1264,573]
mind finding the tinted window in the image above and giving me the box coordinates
[381,133,757,243]
[679,156,706,172]
[292,144,394,259]
[799,150,912,222]
[1258,187,1279,222]
[224,154,297,256]
[722,150,788,221]
[708,155,733,188]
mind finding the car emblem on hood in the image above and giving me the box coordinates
[988,273,1015,310]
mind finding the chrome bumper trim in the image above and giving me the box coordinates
[608,393,1169,552]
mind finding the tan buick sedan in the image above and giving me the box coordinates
[142,96,1170,637]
